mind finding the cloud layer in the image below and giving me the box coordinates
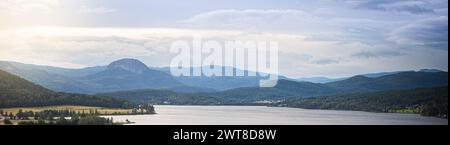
[0,0,448,77]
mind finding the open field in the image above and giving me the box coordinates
[0,105,133,115]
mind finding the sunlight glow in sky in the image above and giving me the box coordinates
[0,0,448,78]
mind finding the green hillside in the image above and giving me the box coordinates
[99,79,339,104]
[326,72,448,92]
[0,70,128,108]
[281,87,448,118]
[101,71,448,105]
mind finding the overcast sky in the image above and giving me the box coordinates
[0,0,448,78]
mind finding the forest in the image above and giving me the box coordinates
[0,70,130,108]
[280,87,448,118]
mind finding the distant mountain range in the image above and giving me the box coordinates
[1,59,447,118]
[0,59,286,93]
[154,66,286,91]
[295,69,446,83]
[0,59,218,94]
[0,59,448,98]
[78,59,196,93]
[294,77,346,84]
[1,59,448,117]
[327,71,448,93]
[101,70,448,104]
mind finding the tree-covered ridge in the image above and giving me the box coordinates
[98,89,228,105]
[97,80,332,105]
[0,69,54,97]
[100,71,449,105]
[0,70,128,108]
[326,71,448,93]
[280,87,448,118]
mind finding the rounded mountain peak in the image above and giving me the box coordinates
[107,58,150,74]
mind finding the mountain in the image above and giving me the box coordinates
[0,61,97,93]
[2,59,448,96]
[101,79,340,104]
[0,70,128,108]
[351,69,445,78]
[419,69,445,73]
[0,60,213,94]
[294,70,428,83]
[294,69,445,83]
[156,66,288,91]
[361,71,409,78]
[0,68,54,97]
[44,66,106,78]
[281,87,448,118]
[106,58,150,74]
[210,79,339,102]
[79,59,190,93]
[101,71,448,105]
[295,77,346,83]
[1,60,287,93]
[215,71,448,102]
[327,71,448,93]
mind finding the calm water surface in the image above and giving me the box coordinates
[105,105,448,125]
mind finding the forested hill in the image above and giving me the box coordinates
[280,87,448,118]
[326,71,448,93]
[101,71,448,105]
[0,70,128,108]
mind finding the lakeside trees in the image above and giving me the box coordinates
[281,87,448,118]
[0,92,132,109]
[17,115,115,125]
[1,104,156,125]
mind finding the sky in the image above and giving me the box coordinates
[0,0,448,78]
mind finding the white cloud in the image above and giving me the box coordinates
[345,0,447,15]
[180,9,318,32]
[388,16,448,50]
[79,6,116,14]
[0,0,447,77]
[0,27,244,68]
[0,0,60,14]
[180,9,399,45]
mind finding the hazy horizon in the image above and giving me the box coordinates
[0,58,447,79]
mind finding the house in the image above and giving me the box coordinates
[0,115,4,125]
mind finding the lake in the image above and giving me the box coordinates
[105,105,448,125]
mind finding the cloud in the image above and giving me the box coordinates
[349,0,438,14]
[0,0,60,14]
[180,8,399,46]
[0,0,79,29]
[180,9,317,32]
[388,16,448,50]
[0,0,448,77]
[79,6,116,14]
[0,26,447,78]
[309,58,340,65]
[352,51,404,59]
[0,27,243,68]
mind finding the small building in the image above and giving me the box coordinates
[0,115,4,125]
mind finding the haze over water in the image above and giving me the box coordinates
[106,106,448,125]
